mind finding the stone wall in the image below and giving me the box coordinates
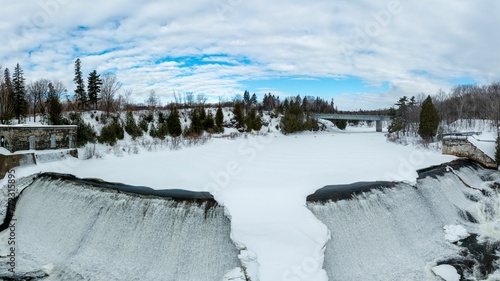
[0,153,36,178]
[0,125,77,153]
[442,138,498,169]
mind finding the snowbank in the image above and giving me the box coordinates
[432,264,460,281]
[444,225,469,243]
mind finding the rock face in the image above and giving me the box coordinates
[442,139,498,169]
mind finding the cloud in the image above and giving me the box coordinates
[0,0,498,110]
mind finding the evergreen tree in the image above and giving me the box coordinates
[138,117,149,133]
[87,70,102,110]
[233,101,245,129]
[46,82,63,125]
[243,90,250,105]
[0,68,14,123]
[199,106,207,125]
[167,107,182,137]
[189,108,204,135]
[252,110,263,131]
[72,114,96,146]
[149,123,159,138]
[12,63,27,123]
[203,111,215,132]
[250,93,258,105]
[418,95,439,141]
[215,105,224,133]
[281,100,304,134]
[124,111,142,139]
[98,117,124,145]
[74,58,87,110]
[157,122,168,139]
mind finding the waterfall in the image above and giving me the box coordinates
[0,173,241,281]
[308,161,500,280]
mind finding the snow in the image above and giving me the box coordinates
[444,225,469,243]
[41,264,55,275]
[469,132,497,161]
[0,122,457,281]
[0,147,10,155]
[432,264,460,281]
[223,268,247,281]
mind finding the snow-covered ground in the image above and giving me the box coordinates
[0,121,458,281]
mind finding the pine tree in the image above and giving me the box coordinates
[233,101,245,129]
[418,95,439,141]
[124,111,142,139]
[203,111,215,132]
[281,100,304,134]
[0,68,15,123]
[252,111,263,131]
[46,82,63,125]
[189,108,204,135]
[167,107,182,137]
[215,105,224,133]
[12,63,27,123]
[74,58,87,110]
[87,70,102,110]
[250,93,258,105]
[243,90,250,105]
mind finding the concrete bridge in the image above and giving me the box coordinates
[312,114,392,132]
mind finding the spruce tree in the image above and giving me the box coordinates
[233,101,245,129]
[12,63,27,123]
[215,105,224,133]
[46,82,63,125]
[252,112,263,131]
[167,107,182,137]
[74,58,87,110]
[124,111,142,139]
[1,68,14,123]
[250,93,258,105]
[189,108,203,135]
[281,100,304,134]
[243,90,250,105]
[418,95,439,141]
[203,111,215,132]
[87,70,102,110]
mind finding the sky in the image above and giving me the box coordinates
[1,0,499,110]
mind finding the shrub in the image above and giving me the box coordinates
[98,117,124,145]
[281,101,304,134]
[167,108,182,137]
[70,114,96,147]
[124,111,143,139]
[138,117,149,133]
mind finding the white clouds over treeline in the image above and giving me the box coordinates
[1,0,498,109]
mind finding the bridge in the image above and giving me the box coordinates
[312,114,392,132]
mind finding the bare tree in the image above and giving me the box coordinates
[146,90,159,112]
[27,79,50,122]
[488,83,500,130]
[172,90,179,106]
[196,93,208,105]
[184,92,194,107]
[50,79,66,97]
[122,89,133,111]
[100,74,122,116]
